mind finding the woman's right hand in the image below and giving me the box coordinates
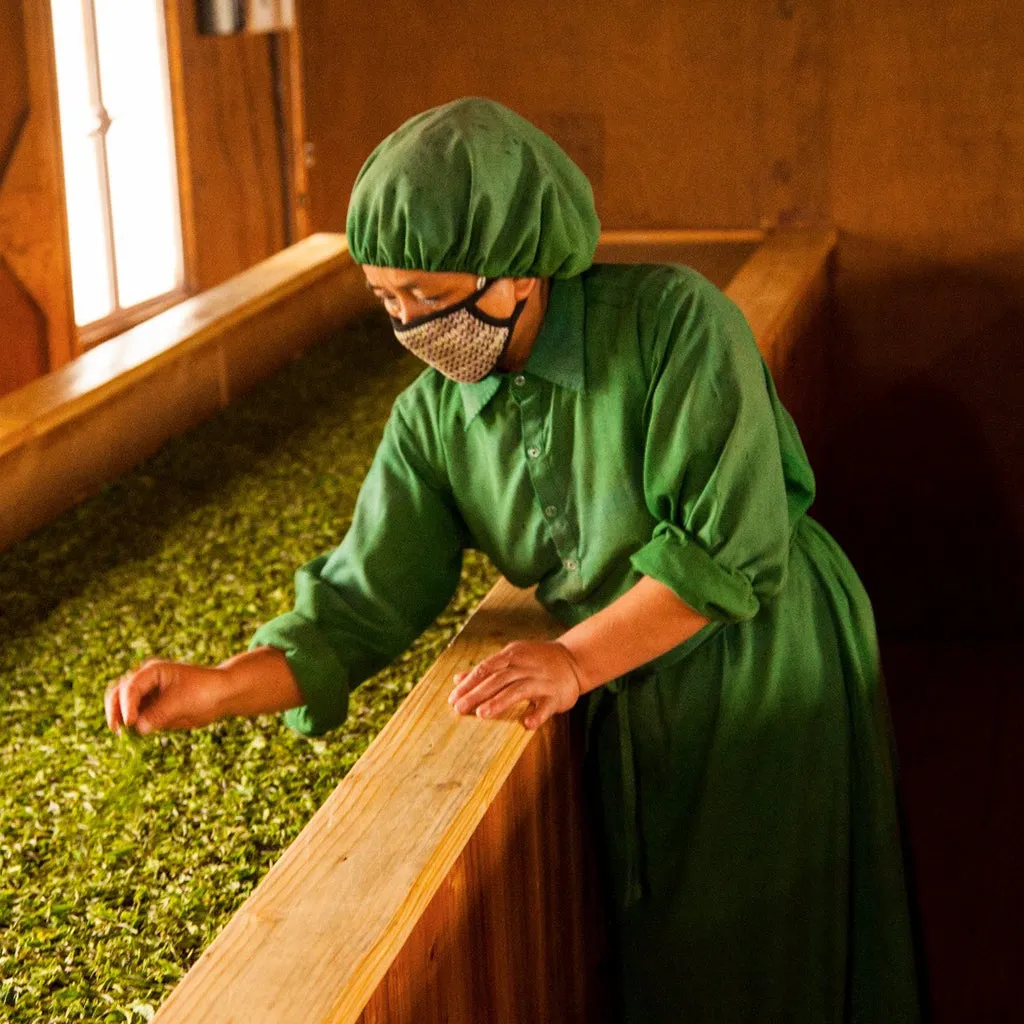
[104,659,227,735]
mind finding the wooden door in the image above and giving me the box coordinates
[0,0,74,398]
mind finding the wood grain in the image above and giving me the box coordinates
[724,226,837,373]
[297,0,827,236]
[596,229,763,290]
[725,227,835,467]
[168,0,290,292]
[152,579,594,1024]
[0,0,75,392]
[0,233,374,550]
[356,699,609,1024]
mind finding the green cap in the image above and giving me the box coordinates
[346,98,600,279]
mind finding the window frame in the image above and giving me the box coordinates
[53,0,194,353]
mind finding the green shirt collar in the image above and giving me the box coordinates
[459,275,585,428]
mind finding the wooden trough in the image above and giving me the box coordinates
[0,226,837,1022]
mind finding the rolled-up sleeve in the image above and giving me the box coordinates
[250,400,469,736]
[629,278,803,623]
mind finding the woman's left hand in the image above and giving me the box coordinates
[448,640,587,730]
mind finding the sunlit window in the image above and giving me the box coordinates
[51,0,183,331]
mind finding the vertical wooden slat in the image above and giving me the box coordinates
[0,0,75,388]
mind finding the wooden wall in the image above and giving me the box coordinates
[818,10,1024,1017]
[820,0,1024,641]
[298,0,829,234]
[0,0,74,397]
[166,1,294,292]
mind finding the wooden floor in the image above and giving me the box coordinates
[884,642,1023,1023]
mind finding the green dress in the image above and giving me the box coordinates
[251,263,921,1022]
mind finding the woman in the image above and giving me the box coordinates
[105,98,921,1021]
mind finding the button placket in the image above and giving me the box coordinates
[514,379,580,576]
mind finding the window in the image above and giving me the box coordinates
[51,0,184,342]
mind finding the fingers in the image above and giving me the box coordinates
[449,644,520,706]
[523,697,556,731]
[475,678,536,720]
[449,641,580,732]
[136,696,183,734]
[104,677,127,733]
[450,666,526,715]
[117,660,168,732]
[105,659,180,735]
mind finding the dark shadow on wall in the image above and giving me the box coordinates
[816,268,1024,644]
[814,254,1024,1022]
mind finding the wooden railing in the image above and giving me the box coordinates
[0,226,837,1020]
[154,579,606,1023]
[0,234,374,552]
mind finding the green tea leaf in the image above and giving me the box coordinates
[0,314,499,1021]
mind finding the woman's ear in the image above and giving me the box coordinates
[511,277,543,300]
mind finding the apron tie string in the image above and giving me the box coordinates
[586,676,646,911]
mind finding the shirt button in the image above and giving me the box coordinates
[526,446,541,459]
[564,557,579,572]
[513,375,527,387]
[544,505,557,518]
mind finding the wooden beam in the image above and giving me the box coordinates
[599,228,765,246]
[153,579,580,1024]
[0,232,373,550]
[595,228,766,289]
[724,226,837,469]
[724,225,838,370]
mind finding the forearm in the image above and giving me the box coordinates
[214,645,304,718]
[557,575,709,694]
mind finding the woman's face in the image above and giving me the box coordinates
[361,265,545,374]
[362,266,526,323]
[362,266,479,323]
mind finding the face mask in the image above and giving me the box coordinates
[389,277,527,383]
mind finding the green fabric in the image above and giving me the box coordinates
[345,97,601,278]
[251,263,920,1021]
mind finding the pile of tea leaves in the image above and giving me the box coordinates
[0,313,500,1022]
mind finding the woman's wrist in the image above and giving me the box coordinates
[554,636,607,696]
[555,576,710,695]
[213,646,303,719]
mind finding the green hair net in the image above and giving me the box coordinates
[346,97,601,279]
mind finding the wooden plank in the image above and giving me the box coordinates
[153,579,569,1024]
[0,0,75,388]
[598,229,764,246]
[596,230,763,290]
[356,700,609,1024]
[724,227,836,465]
[0,233,374,550]
[725,226,837,372]
[163,0,199,295]
[168,0,289,292]
[0,233,358,454]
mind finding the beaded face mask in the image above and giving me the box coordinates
[389,278,527,383]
